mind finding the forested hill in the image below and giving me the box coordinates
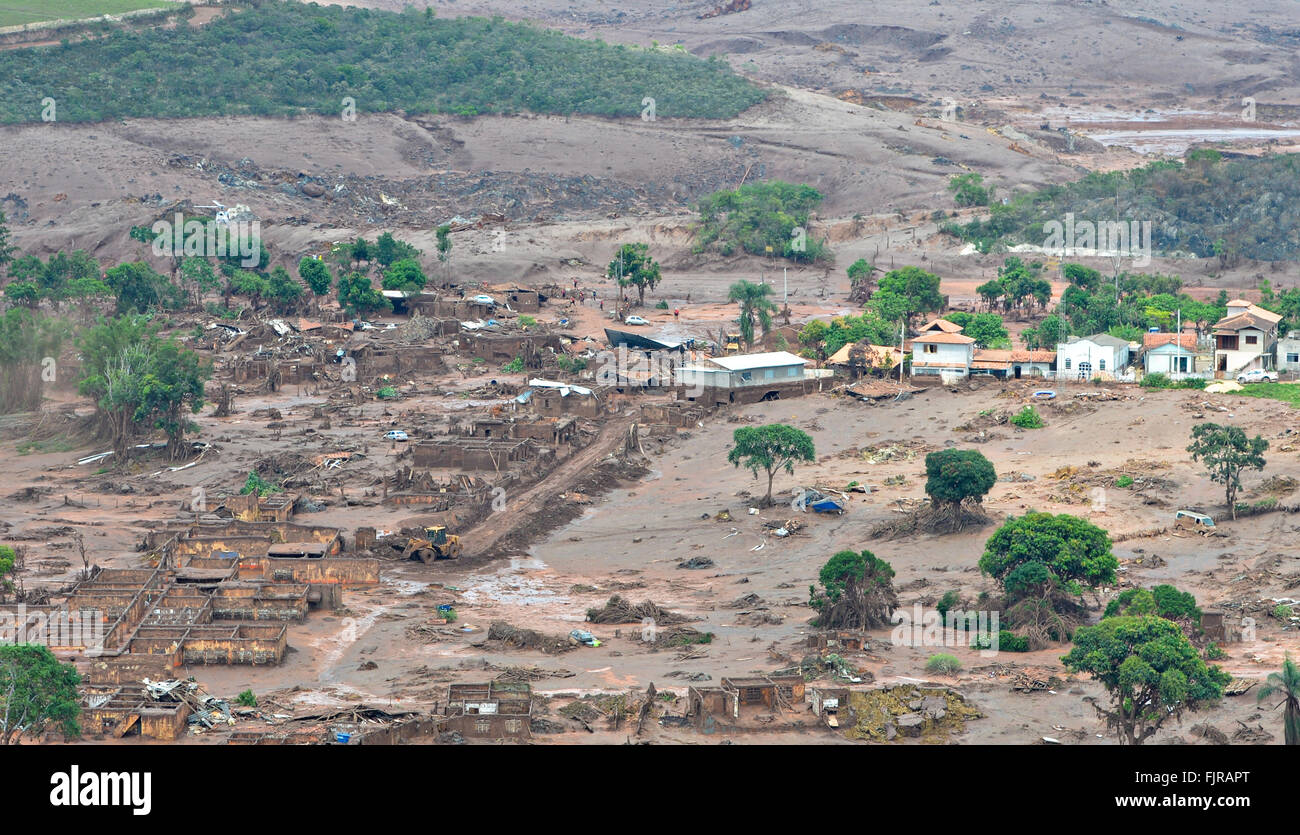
[947,152,1300,262]
[0,1,768,124]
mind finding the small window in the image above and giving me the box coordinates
[1099,359,1106,371]
[476,719,490,733]
[740,371,752,383]
[1289,353,1299,364]
[925,344,937,354]
[1064,358,1071,370]
[765,369,774,379]
[1246,334,1258,345]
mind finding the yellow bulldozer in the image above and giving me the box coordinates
[400,525,462,563]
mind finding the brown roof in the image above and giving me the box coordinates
[973,349,1012,363]
[971,359,1011,370]
[1142,332,1196,350]
[912,332,975,344]
[1010,349,1058,363]
[1213,310,1278,333]
[919,318,965,334]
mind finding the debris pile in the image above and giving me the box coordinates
[585,595,692,625]
[841,685,981,742]
[486,621,576,654]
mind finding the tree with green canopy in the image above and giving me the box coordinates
[0,644,81,744]
[726,423,815,506]
[1062,615,1230,744]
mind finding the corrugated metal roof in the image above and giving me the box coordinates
[708,351,807,371]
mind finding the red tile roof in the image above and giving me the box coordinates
[1142,332,1196,350]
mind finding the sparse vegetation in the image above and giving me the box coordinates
[695,182,830,263]
[925,654,962,675]
[1009,405,1045,429]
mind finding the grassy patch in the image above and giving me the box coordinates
[0,0,174,28]
[16,438,77,455]
[1234,382,1300,408]
[0,3,765,123]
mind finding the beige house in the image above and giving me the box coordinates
[1213,300,1281,377]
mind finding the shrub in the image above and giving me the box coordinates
[1205,642,1227,660]
[1115,475,1134,488]
[925,654,962,675]
[376,385,399,399]
[1180,377,1207,389]
[1141,373,1172,389]
[655,300,669,309]
[936,590,961,620]
[1009,405,1045,429]
[518,315,536,327]
[975,630,1030,652]
[241,471,282,496]
[236,689,257,707]
[501,356,525,373]
[1274,603,1294,622]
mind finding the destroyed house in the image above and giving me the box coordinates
[686,675,806,730]
[444,682,532,739]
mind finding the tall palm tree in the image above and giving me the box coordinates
[1258,653,1300,745]
[728,279,775,350]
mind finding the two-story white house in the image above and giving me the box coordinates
[1213,300,1281,377]
[1056,334,1131,379]
[1278,330,1300,373]
[910,331,976,378]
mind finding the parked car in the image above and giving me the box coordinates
[471,294,496,306]
[1237,369,1278,384]
[624,315,649,326]
[383,430,409,442]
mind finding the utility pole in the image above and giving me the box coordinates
[783,267,788,305]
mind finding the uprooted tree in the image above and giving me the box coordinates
[922,448,996,529]
[809,549,897,629]
[1061,615,1230,745]
[726,423,815,506]
[1187,422,1268,520]
[0,644,81,744]
[979,511,1117,649]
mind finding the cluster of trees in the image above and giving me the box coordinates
[695,182,830,263]
[944,152,1300,261]
[0,3,767,125]
[77,315,211,461]
[319,231,428,316]
[974,257,1052,317]
[794,265,941,363]
[798,314,896,361]
[941,311,1008,348]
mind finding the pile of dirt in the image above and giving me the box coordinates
[485,621,575,655]
[853,440,933,464]
[585,595,692,625]
[841,685,981,742]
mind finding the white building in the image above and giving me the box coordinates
[1140,331,1199,376]
[1213,300,1281,376]
[1057,334,1131,379]
[909,332,975,377]
[675,350,808,390]
[1279,331,1300,373]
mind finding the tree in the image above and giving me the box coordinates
[230,269,270,310]
[875,266,943,325]
[846,258,877,303]
[924,449,996,513]
[959,312,1009,348]
[809,550,897,629]
[1062,616,1230,744]
[726,423,815,506]
[1257,654,1300,746]
[976,279,1003,312]
[137,338,210,460]
[435,224,452,279]
[381,258,428,293]
[337,271,391,317]
[0,644,81,744]
[727,278,776,349]
[104,261,179,314]
[948,173,992,207]
[375,231,419,267]
[0,210,15,272]
[266,265,304,314]
[798,319,829,360]
[980,511,1117,595]
[1062,263,1101,291]
[1187,422,1268,519]
[298,256,333,304]
[180,257,219,306]
[607,243,661,307]
[0,545,14,603]
[0,308,70,413]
